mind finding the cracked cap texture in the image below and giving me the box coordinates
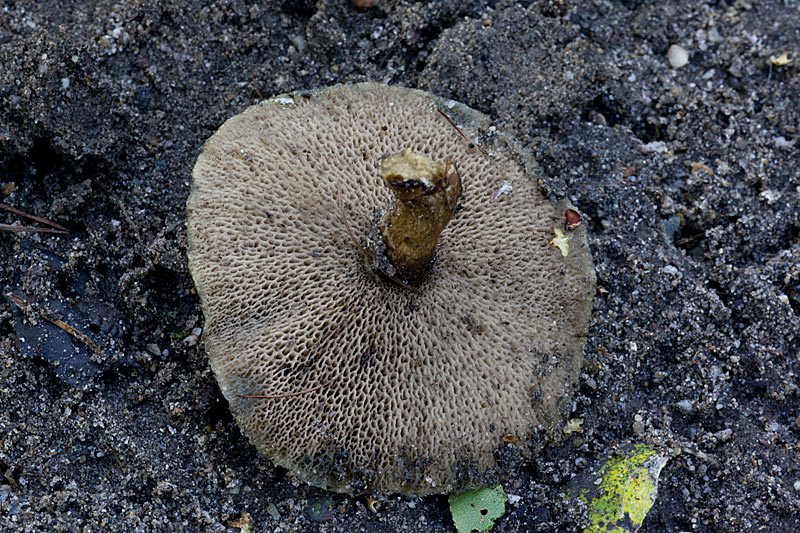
[186,82,595,495]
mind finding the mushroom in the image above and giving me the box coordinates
[187,82,595,495]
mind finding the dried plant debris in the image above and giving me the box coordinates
[568,445,670,533]
[6,284,132,387]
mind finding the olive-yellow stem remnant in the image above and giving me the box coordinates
[378,150,462,280]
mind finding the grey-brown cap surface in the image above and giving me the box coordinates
[187,82,595,495]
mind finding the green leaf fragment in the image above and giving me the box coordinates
[583,444,669,533]
[449,485,507,532]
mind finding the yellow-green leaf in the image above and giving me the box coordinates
[572,444,669,533]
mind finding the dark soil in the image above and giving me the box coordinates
[1,1,798,531]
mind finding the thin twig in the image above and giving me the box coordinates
[0,224,68,234]
[436,108,489,157]
[0,202,68,231]
[6,293,104,356]
[442,157,464,212]
[337,180,373,263]
[236,378,334,399]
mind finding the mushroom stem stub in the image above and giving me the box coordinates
[377,150,462,281]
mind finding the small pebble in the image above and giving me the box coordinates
[289,34,306,54]
[641,141,668,153]
[759,189,781,205]
[714,428,733,441]
[676,399,694,414]
[267,502,280,520]
[146,343,161,356]
[662,216,681,238]
[765,421,782,432]
[668,44,689,68]
[774,136,791,148]
[184,327,203,347]
[663,265,679,276]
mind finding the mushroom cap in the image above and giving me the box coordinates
[187,83,595,495]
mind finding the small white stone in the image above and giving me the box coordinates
[766,421,782,432]
[60,77,70,90]
[289,34,306,54]
[663,265,679,276]
[714,428,733,441]
[641,141,668,154]
[759,189,781,205]
[774,136,791,148]
[668,44,689,68]
[507,494,522,505]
